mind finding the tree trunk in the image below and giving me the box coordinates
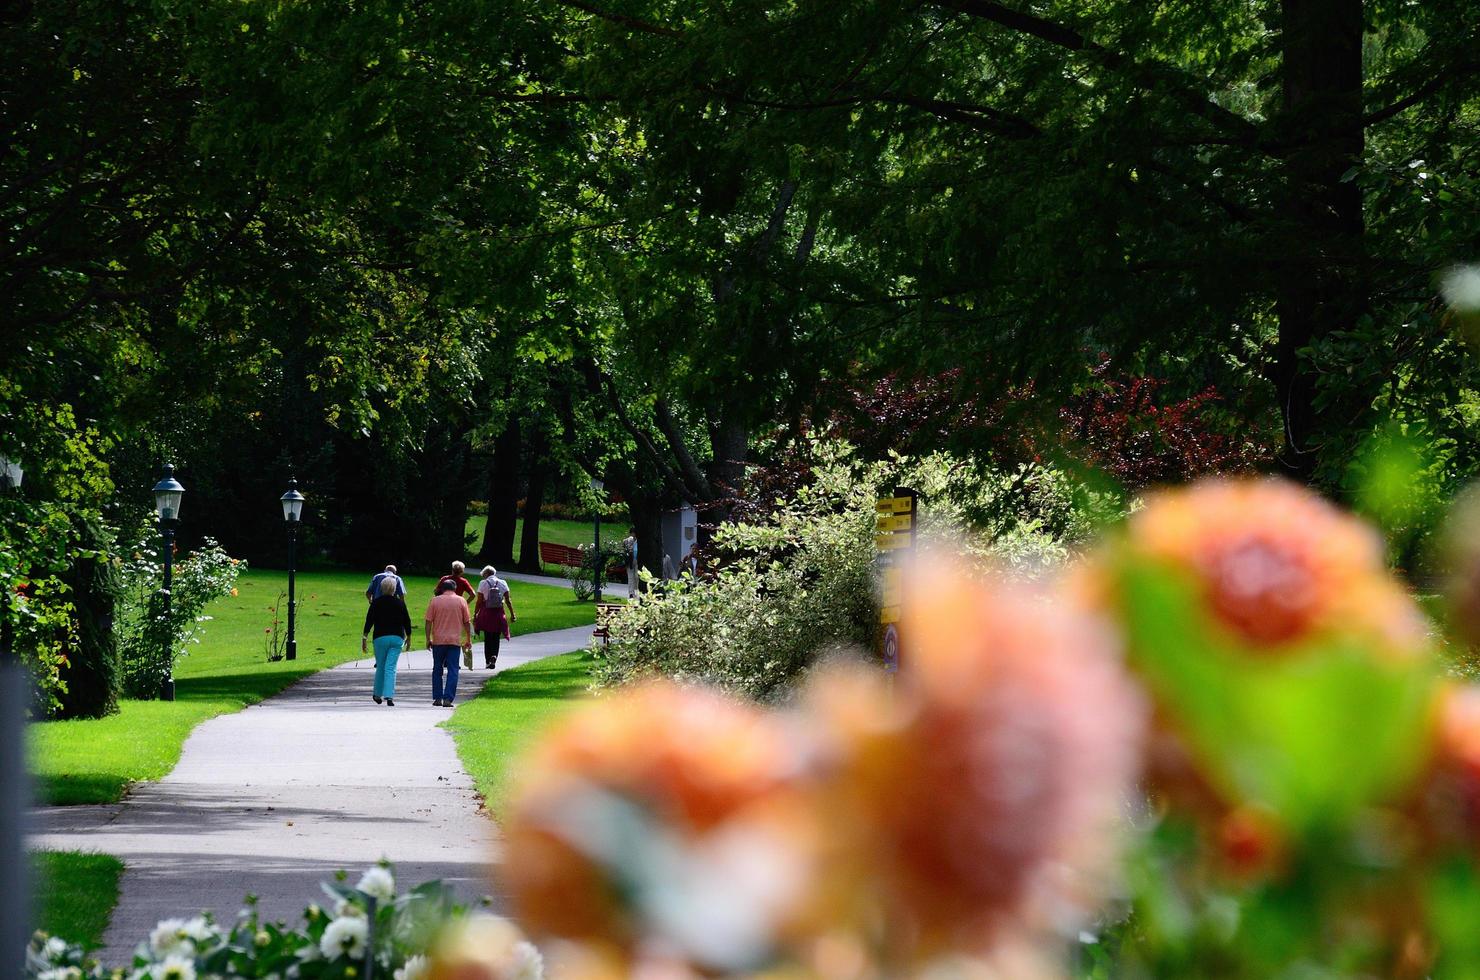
[478,417,520,568]
[1272,0,1367,483]
[516,428,550,573]
[705,413,749,525]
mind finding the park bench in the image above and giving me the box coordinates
[538,540,625,579]
[593,602,624,646]
[538,541,585,569]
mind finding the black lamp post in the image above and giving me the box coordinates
[0,455,22,665]
[152,464,185,702]
[590,477,604,604]
[280,479,305,661]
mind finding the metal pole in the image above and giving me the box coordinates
[161,522,175,702]
[1,664,31,963]
[593,512,602,604]
[286,524,297,661]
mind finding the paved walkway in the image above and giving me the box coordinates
[29,625,594,960]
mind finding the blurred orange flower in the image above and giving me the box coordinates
[1125,478,1425,656]
[804,558,1145,960]
[504,681,820,973]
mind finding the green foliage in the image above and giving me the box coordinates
[594,443,1097,698]
[113,533,243,700]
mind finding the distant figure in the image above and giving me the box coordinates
[424,579,472,707]
[437,560,477,600]
[473,565,518,669]
[683,543,701,578]
[662,552,676,580]
[361,576,412,706]
[366,564,405,603]
[622,528,639,598]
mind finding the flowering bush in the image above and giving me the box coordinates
[593,442,1107,699]
[25,865,541,980]
[113,528,243,699]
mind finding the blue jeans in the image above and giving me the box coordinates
[431,645,462,702]
[372,636,403,699]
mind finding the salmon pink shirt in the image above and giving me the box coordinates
[424,591,471,645]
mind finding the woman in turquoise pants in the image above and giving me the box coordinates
[361,575,413,705]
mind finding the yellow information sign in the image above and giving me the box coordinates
[880,605,900,625]
[876,513,914,533]
[875,534,911,551]
[875,496,914,515]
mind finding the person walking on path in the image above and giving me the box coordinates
[437,560,476,600]
[622,528,639,599]
[361,576,412,705]
[425,579,472,706]
[366,564,405,603]
[473,565,517,669]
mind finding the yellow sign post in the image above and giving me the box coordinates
[875,487,918,672]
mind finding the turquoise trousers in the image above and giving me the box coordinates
[373,635,404,698]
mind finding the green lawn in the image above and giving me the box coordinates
[33,851,123,949]
[28,568,595,805]
[464,516,624,572]
[444,650,594,820]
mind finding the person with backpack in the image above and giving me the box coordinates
[473,565,517,669]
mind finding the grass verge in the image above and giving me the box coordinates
[29,568,594,805]
[32,851,123,948]
[463,517,625,573]
[444,650,594,820]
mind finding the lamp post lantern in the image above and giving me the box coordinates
[152,463,185,701]
[280,479,305,661]
[0,456,21,665]
[590,478,604,604]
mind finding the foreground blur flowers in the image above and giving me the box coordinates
[427,915,543,980]
[803,559,1146,966]
[505,681,818,974]
[1094,477,1438,834]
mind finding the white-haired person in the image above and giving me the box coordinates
[437,560,476,601]
[473,565,517,669]
[361,574,412,705]
[365,563,404,603]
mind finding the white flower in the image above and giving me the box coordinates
[508,941,544,980]
[148,918,190,957]
[394,954,430,980]
[179,916,215,945]
[156,955,197,980]
[356,866,395,902]
[36,968,83,980]
[1442,264,1480,313]
[319,916,369,961]
[42,936,68,959]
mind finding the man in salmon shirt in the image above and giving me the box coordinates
[424,579,473,706]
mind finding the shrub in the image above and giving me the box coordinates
[27,865,542,979]
[114,529,243,699]
[592,442,1105,699]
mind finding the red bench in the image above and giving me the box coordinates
[538,541,625,579]
[538,542,585,568]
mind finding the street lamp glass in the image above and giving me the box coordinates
[0,456,21,490]
[152,464,186,522]
[590,478,604,493]
[280,480,305,522]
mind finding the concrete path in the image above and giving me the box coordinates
[29,625,594,961]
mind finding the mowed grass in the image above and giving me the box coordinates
[29,568,595,805]
[444,650,594,820]
[33,851,123,949]
[464,517,624,572]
